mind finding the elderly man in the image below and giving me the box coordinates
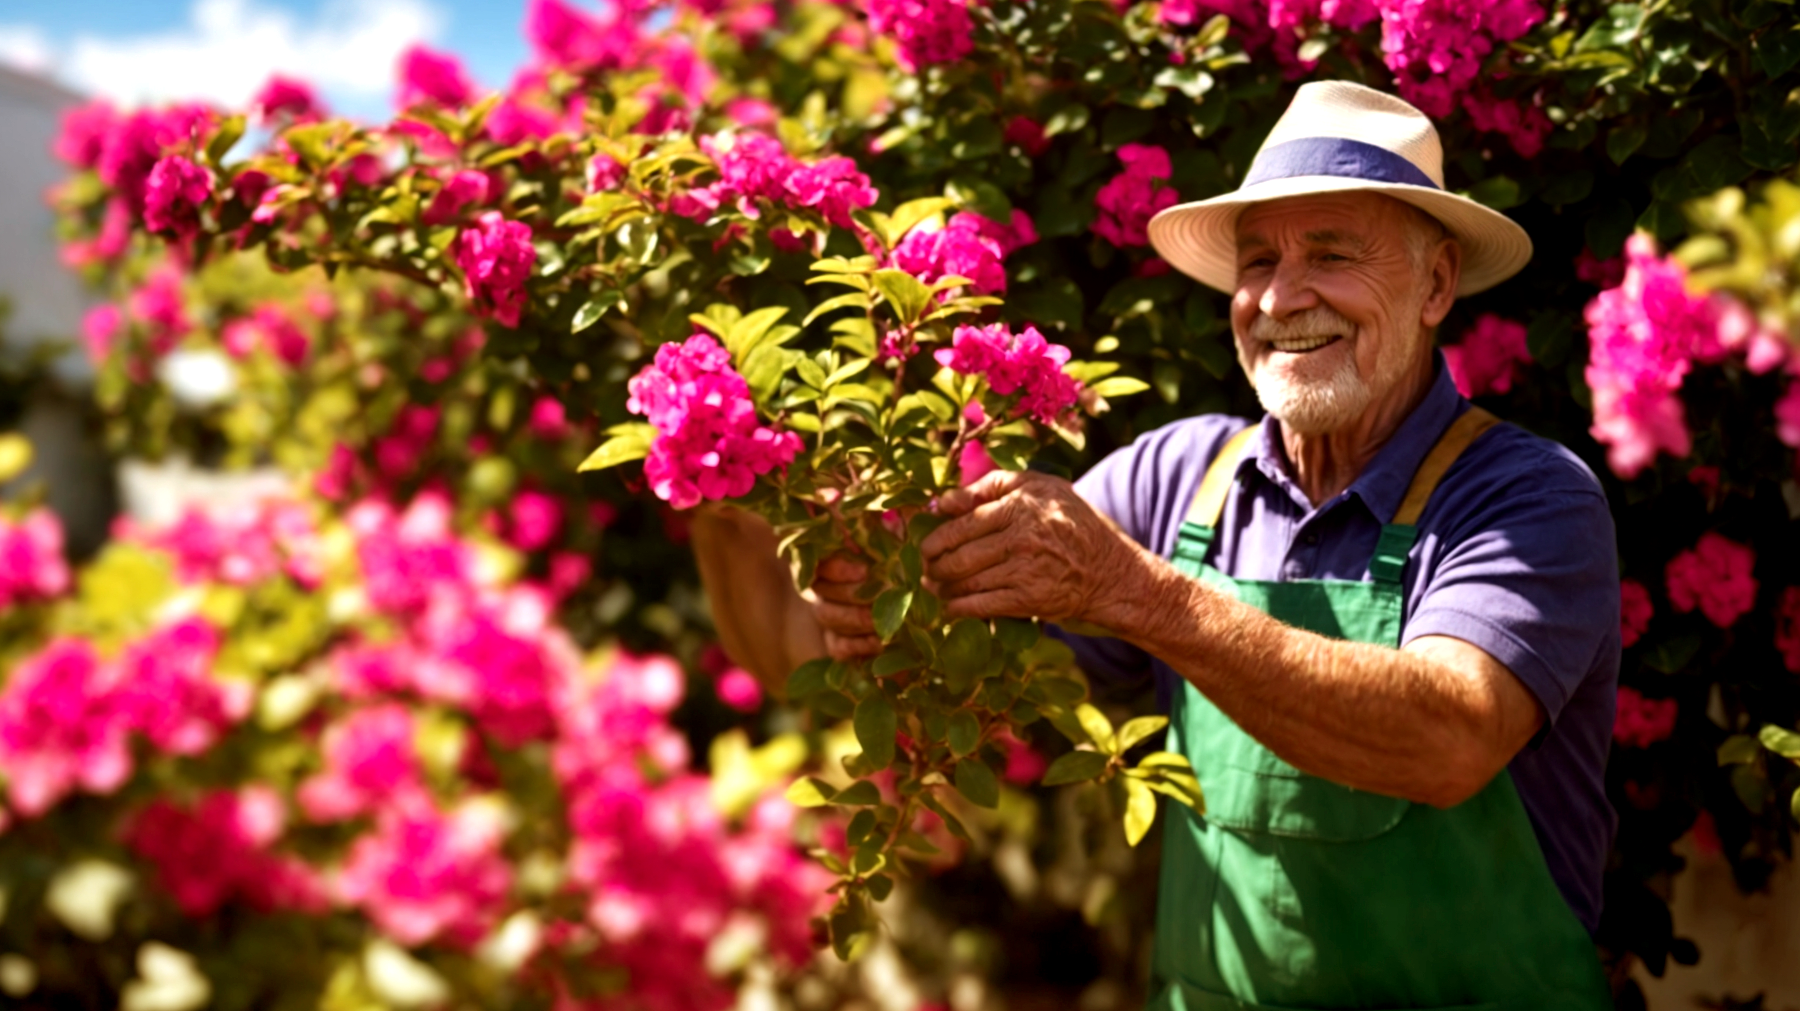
[707,82,1619,1008]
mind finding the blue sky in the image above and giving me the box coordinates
[0,0,536,119]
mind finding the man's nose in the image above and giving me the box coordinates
[1258,255,1318,319]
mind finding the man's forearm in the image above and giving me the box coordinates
[1084,540,1528,807]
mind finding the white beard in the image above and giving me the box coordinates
[1237,302,1424,435]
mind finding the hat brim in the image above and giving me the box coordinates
[1146,176,1533,297]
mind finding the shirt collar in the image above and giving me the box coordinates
[1246,350,1468,524]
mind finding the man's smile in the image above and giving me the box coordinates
[1265,332,1346,354]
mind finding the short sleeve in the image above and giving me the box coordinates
[1401,435,1620,726]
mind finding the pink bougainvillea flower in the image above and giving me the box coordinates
[786,156,880,228]
[935,323,1082,424]
[299,704,429,822]
[131,498,321,589]
[373,404,442,479]
[1612,686,1677,748]
[1665,532,1757,629]
[1443,313,1531,398]
[714,668,763,712]
[397,45,478,108]
[422,169,493,226]
[115,618,249,758]
[1094,143,1179,248]
[1004,115,1051,157]
[486,97,559,146]
[125,787,327,916]
[868,0,975,70]
[1776,587,1800,674]
[625,334,804,509]
[222,305,310,366]
[346,489,473,614]
[336,802,514,948]
[96,105,212,216]
[1379,0,1545,118]
[128,266,192,355]
[54,100,119,170]
[525,0,639,71]
[1777,382,1800,449]
[1460,88,1551,158]
[1575,247,1624,289]
[455,212,537,328]
[587,152,627,192]
[958,439,997,485]
[142,155,214,239]
[252,75,322,122]
[0,639,133,817]
[892,210,1037,296]
[527,395,569,438]
[0,508,72,610]
[725,97,780,128]
[1620,579,1652,649]
[80,304,124,364]
[507,488,564,553]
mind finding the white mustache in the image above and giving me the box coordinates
[1246,309,1355,344]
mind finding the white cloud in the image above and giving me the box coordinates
[45,0,444,109]
[0,25,55,74]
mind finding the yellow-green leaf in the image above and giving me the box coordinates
[1114,715,1169,754]
[872,588,913,642]
[0,433,33,484]
[1123,777,1157,846]
[725,306,791,359]
[831,780,883,806]
[871,269,934,327]
[1088,376,1151,399]
[1075,704,1116,753]
[571,291,625,333]
[1042,750,1110,786]
[786,777,838,807]
[1759,724,1800,760]
[577,424,655,472]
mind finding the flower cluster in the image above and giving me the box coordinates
[221,304,311,366]
[0,618,246,817]
[1620,579,1653,649]
[1378,0,1544,117]
[398,45,478,108]
[0,508,71,610]
[1665,532,1758,630]
[125,497,322,587]
[1583,235,1791,478]
[1094,144,1180,249]
[892,210,1038,296]
[338,802,515,948]
[626,334,804,509]
[1443,313,1530,398]
[670,133,878,231]
[454,212,537,328]
[867,0,976,71]
[125,788,327,916]
[934,323,1083,424]
[1613,686,1678,748]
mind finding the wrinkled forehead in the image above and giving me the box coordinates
[1233,191,1426,250]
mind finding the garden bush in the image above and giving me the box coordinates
[9,0,1800,1007]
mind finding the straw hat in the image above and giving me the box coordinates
[1146,81,1532,297]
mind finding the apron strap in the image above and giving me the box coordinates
[1371,406,1501,585]
[1173,424,1260,568]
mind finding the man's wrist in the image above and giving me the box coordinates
[1080,535,1199,644]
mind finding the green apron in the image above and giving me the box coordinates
[1148,408,1612,1011]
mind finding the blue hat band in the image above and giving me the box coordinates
[1242,137,1440,191]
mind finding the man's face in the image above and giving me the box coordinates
[1229,192,1446,435]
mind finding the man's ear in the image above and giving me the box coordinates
[1420,238,1462,328]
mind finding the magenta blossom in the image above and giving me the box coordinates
[1665,532,1757,629]
[114,618,249,758]
[587,152,627,192]
[935,323,1082,424]
[299,704,429,822]
[337,803,514,948]
[1620,579,1652,648]
[1443,313,1530,398]
[222,305,310,366]
[422,169,492,226]
[526,0,640,71]
[96,105,213,216]
[0,639,133,817]
[1094,143,1179,248]
[670,132,877,228]
[142,155,214,239]
[1613,686,1677,748]
[128,266,192,355]
[252,75,322,122]
[54,100,119,170]
[892,210,1038,296]
[0,508,72,609]
[626,334,804,509]
[126,787,327,916]
[868,0,975,71]
[454,212,537,327]
[397,45,477,108]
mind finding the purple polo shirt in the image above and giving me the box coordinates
[1060,356,1619,932]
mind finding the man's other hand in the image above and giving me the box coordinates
[802,554,882,661]
[922,470,1131,624]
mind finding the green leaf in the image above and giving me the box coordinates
[954,759,1000,809]
[1756,24,1800,78]
[739,344,791,405]
[1123,777,1157,846]
[888,197,954,244]
[900,544,923,588]
[920,792,970,840]
[871,270,934,327]
[872,588,913,642]
[206,114,247,167]
[1607,124,1647,166]
[854,692,897,770]
[944,176,1013,222]
[803,292,870,326]
[867,873,895,902]
[1459,176,1523,211]
[1088,376,1151,399]
[831,780,883,806]
[947,711,981,757]
[1041,750,1110,786]
[1114,716,1169,754]
[726,306,792,359]
[786,777,838,807]
[787,658,832,697]
[576,425,655,472]
[571,290,625,333]
[871,648,921,677]
[1759,724,1800,760]
[1718,734,1760,765]
[938,619,993,686]
[1075,704,1117,753]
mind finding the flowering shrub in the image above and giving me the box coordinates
[30,0,1800,1004]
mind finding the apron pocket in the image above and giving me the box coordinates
[1205,765,1410,841]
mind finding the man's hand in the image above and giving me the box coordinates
[921,470,1135,624]
[802,554,883,661]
